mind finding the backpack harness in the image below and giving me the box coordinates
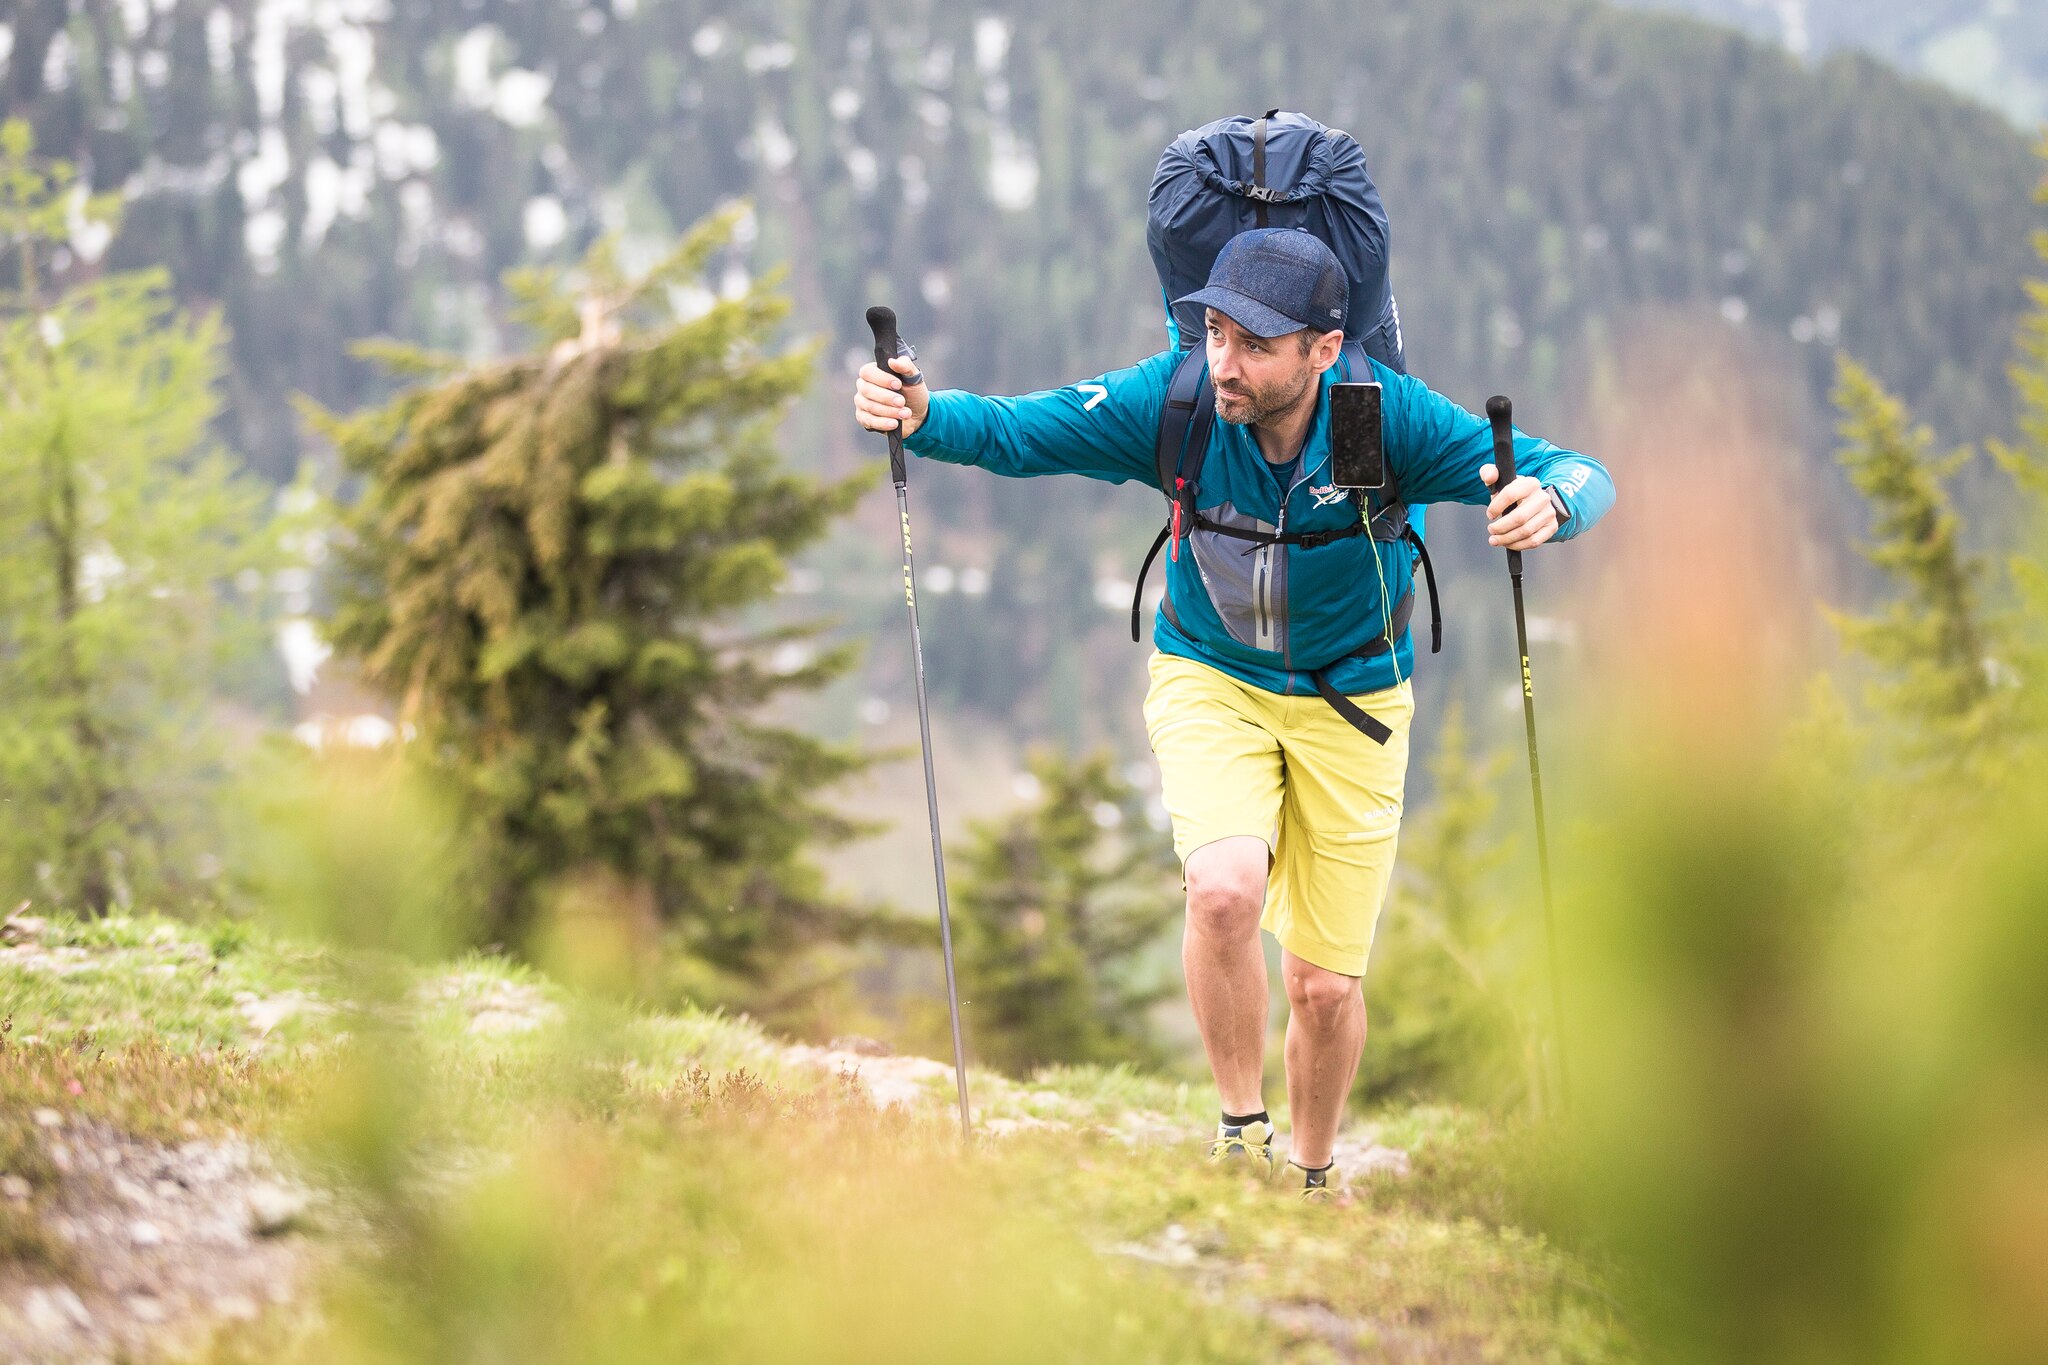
[1127,340,1442,746]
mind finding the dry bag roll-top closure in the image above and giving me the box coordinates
[1133,110,1441,743]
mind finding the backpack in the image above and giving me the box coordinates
[1133,111,1440,742]
[1148,109,1404,363]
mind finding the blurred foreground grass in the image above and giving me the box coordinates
[1,910,1630,1363]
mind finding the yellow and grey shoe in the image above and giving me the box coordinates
[1278,1159,1341,1202]
[1206,1118,1277,1175]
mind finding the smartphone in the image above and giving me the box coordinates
[1328,382,1384,491]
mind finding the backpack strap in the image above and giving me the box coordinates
[1130,524,1170,643]
[1132,347,1216,642]
[1305,590,1418,746]
[1407,523,1442,654]
[1250,108,1278,228]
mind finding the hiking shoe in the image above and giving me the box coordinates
[1206,1118,1277,1175]
[1277,1159,1341,1202]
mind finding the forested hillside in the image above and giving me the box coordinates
[2,0,2040,744]
[1619,0,2048,127]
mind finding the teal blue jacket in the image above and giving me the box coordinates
[905,349,1614,697]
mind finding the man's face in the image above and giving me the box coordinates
[1204,310,1334,427]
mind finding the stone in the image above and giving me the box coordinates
[210,1293,260,1322]
[23,1285,91,1333]
[128,1218,164,1248]
[31,1107,62,1128]
[468,1007,545,1034]
[1,1173,30,1201]
[827,1034,893,1057]
[1350,1144,1412,1179]
[1,910,47,945]
[246,1181,309,1236]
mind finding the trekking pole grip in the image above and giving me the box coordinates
[866,306,916,488]
[1486,395,1524,575]
[1486,395,1518,485]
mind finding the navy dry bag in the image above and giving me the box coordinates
[1147,109,1403,371]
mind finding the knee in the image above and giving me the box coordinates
[1284,965,1361,1031]
[1184,852,1265,942]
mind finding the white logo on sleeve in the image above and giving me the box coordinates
[1076,383,1109,411]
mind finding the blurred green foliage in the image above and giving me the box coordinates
[0,119,285,913]
[1545,150,2048,1364]
[311,211,875,993]
[951,751,1178,1073]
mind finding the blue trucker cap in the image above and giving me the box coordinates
[1174,228,1349,339]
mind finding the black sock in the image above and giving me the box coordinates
[1294,1159,1332,1174]
[1221,1109,1269,1129]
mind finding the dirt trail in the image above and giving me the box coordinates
[0,1112,318,1364]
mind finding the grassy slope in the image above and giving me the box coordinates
[0,913,1631,1363]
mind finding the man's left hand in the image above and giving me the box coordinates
[1480,465,1561,550]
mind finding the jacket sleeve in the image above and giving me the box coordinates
[1381,368,1614,541]
[901,351,1174,489]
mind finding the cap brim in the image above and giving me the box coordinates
[1172,286,1307,340]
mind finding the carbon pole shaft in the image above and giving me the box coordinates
[1486,396,1571,1111]
[868,306,972,1141]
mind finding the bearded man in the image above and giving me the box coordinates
[853,228,1614,1197]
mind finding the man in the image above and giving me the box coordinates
[853,228,1614,1197]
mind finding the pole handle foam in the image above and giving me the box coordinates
[1486,395,1518,486]
[866,306,911,487]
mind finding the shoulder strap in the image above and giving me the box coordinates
[1134,347,1217,642]
[1153,345,1213,495]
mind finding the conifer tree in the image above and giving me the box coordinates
[1987,139,2048,744]
[1828,357,2010,761]
[314,210,872,982]
[0,120,281,912]
[951,753,1178,1073]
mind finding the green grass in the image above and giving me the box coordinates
[1,912,1633,1363]
[0,910,343,1052]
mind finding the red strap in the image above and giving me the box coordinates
[1170,479,1185,561]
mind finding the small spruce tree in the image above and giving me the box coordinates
[1828,357,2011,763]
[1987,139,2048,742]
[1363,702,1529,1107]
[0,120,281,912]
[951,752,1179,1073]
[314,211,872,987]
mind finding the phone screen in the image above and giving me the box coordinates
[1329,382,1384,491]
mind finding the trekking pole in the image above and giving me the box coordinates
[866,305,972,1142]
[1485,396,1571,1111]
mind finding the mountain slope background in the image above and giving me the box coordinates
[1618,0,2048,128]
[2,0,2042,813]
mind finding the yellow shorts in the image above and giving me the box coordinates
[1142,651,1412,977]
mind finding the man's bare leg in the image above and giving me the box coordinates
[1281,949,1366,1168]
[1181,837,1271,1116]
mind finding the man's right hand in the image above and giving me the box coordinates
[854,356,929,438]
